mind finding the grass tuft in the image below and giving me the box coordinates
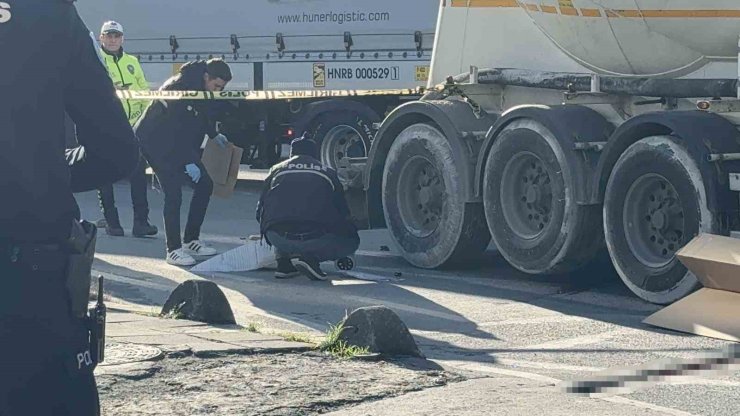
[318,322,370,359]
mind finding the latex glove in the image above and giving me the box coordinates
[213,133,229,149]
[185,163,201,183]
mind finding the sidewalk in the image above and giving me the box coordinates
[97,302,313,376]
[98,303,685,416]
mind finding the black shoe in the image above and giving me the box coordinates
[274,258,300,279]
[105,224,124,237]
[103,209,123,236]
[133,220,158,237]
[292,257,327,281]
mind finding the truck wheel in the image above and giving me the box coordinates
[382,123,490,268]
[483,119,602,275]
[604,136,712,304]
[310,111,372,169]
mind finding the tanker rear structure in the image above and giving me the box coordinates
[357,0,740,304]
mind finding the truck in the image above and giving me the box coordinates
[75,0,439,168]
[346,0,740,305]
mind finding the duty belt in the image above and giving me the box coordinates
[278,230,325,241]
[0,241,67,272]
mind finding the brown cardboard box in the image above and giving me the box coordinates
[643,233,740,342]
[201,140,244,198]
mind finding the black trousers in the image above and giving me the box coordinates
[0,247,99,416]
[266,230,360,262]
[153,162,213,252]
[98,155,149,223]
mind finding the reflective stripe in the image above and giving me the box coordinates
[273,169,335,191]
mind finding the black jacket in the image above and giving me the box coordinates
[134,60,221,170]
[0,0,138,243]
[257,155,357,238]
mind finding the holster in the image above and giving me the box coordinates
[65,220,97,319]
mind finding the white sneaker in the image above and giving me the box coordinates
[183,240,218,256]
[166,248,196,266]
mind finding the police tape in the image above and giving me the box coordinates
[116,88,426,101]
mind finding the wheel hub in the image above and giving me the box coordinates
[397,156,445,238]
[500,153,553,239]
[624,174,685,269]
[320,124,367,169]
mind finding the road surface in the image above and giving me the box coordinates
[78,183,740,416]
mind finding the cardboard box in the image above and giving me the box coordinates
[643,233,740,342]
[201,140,244,198]
[673,233,740,293]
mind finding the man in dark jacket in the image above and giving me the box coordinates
[135,59,232,266]
[1,0,139,414]
[257,136,360,280]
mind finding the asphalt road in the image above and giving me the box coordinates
[78,183,740,416]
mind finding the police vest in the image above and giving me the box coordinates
[101,49,149,125]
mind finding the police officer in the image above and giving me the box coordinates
[135,58,232,265]
[1,1,139,414]
[256,136,360,280]
[96,20,158,237]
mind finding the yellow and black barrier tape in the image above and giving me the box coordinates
[116,88,426,101]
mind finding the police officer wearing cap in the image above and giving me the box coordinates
[96,20,158,238]
[256,135,360,280]
[1,0,139,414]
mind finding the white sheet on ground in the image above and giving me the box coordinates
[191,239,276,273]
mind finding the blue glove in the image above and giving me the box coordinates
[213,133,229,149]
[185,163,201,183]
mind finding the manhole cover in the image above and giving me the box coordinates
[99,343,164,366]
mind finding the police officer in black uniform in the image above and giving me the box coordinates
[0,1,139,414]
[257,136,360,280]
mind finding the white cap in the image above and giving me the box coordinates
[101,21,124,35]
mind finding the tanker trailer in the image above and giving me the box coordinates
[359,0,740,304]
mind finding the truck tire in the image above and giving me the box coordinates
[604,136,712,304]
[310,111,372,169]
[382,123,490,268]
[483,119,602,275]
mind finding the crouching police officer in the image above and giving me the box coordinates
[257,136,360,280]
[1,1,139,415]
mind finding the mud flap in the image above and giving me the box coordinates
[644,233,740,341]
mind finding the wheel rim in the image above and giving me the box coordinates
[623,173,686,269]
[396,155,445,238]
[499,152,553,240]
[320,124,366,169]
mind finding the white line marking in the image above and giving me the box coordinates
[437,360,698,416]
[355,250,401,258]
[520,330,624,350]
[101,272,175,291]
[495,358,603,373]
[342,295,470,323]
[600,396,697,416]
